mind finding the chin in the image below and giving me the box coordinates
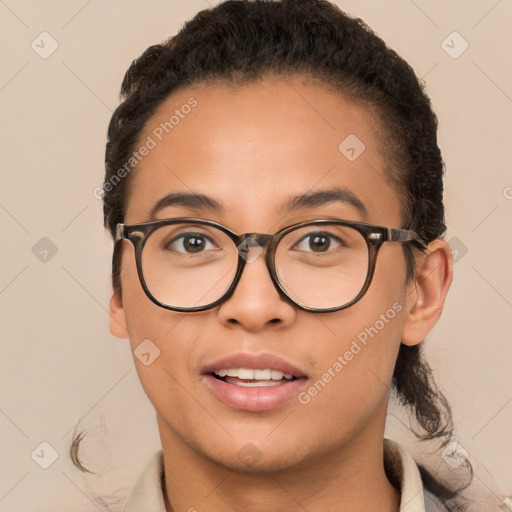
[210,450,307,475]
[194,436,316,476]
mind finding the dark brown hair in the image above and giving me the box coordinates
[71,1,481,509]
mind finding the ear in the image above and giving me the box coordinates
[109,289,129,339]
[401,239,453,346]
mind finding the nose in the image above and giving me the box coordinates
[216,244,297,331]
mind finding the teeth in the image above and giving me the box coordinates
[271,370,284,380]
[214,368,295,380]
[238,368,254,380]
[254,369,272,380]
[232,380,283,387]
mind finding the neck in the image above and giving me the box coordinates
[158,413,401,512]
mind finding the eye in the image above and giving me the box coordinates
[166,232,216,254]
[293,231,344,253]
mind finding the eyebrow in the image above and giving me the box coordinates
[149,187,368,220]
[279,187,368,219]
[149,192,225,218]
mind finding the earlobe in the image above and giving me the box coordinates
[109,289,129,339]
[401,239,453,346]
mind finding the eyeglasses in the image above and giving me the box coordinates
[115,217,427,313]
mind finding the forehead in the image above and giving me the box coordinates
[124,77,402,229]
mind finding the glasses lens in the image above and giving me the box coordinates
[275,224,369,309]
[141,223,238,308]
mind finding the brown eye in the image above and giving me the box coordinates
[293,231,344,253]
[166,233,214,254]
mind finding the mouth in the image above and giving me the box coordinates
[211,368,298,387]
[202,353,308,412]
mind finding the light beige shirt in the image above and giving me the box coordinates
[124,438,433,511]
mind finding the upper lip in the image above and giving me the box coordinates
[203,352,308,378]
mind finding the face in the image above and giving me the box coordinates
[110,76,419,473]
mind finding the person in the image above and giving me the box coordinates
[69,0,510,510]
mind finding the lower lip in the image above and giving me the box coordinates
[203,375,308,412]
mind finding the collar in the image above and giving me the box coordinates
[124,438,427,511]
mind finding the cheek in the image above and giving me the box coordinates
[118,242,175,342]
[120,289,208,435]
[117,244,199,409]
[299,252,407,432]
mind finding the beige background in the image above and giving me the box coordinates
[1,1,511,510]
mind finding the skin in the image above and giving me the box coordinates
[109,76,453,512]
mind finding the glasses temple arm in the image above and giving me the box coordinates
[387,227,428,250]
[115,224,126,242]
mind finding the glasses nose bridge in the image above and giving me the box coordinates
[235,233,277,264]
[231,232,280,299]
[238,232,275,249]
